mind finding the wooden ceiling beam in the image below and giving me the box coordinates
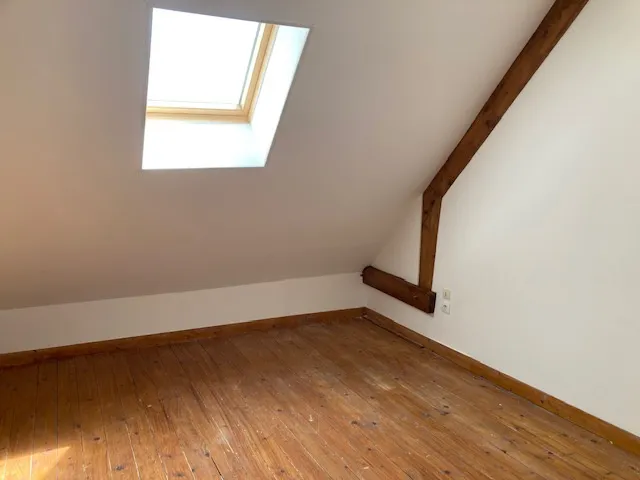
[364,0,590,309]
[419,0,590,289]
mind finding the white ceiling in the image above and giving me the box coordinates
[0,0,553,309]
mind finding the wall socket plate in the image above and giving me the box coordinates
[441,301,451,315]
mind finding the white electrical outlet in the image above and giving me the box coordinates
[441,301,451,315]
[443,289,451,301]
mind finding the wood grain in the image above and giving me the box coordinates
[31,362,58,479]
[259,329,419,478]
[171,343,266,478]
[344,318,639,478]
[90,354,138,478]
[418,197,441,290]
[419,0,590,288]
[0,313,638,479]
[108,352,168,479]
[226,333,389,478]
[0,368,16,480]
[74,355,110,479]
[0,308,362,369]
[362,266,436,313]
[363,307,640,458]
[56,359,84,479]
[198,339,326,478]
[334,321,591,479]
[121,350,193,478]
[4,365,37,479]
[422,0,590,212]
[141,347,223,478]
[291,325,494,478]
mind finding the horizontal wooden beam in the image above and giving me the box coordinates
[362,266,436,314]
[363,308,640,458]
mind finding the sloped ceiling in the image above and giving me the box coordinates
[0,0,553,308]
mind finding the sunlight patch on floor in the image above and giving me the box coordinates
[2,446,69,479]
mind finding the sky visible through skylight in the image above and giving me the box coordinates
[147,9,260,109]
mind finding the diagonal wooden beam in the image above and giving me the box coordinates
[365,0,590,310]
[419,0,590,288]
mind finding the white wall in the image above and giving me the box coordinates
[0,273,365,354]
[0,0,552,309]
[367,0,640,437]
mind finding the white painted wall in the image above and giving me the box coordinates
[367,0,640,437]
[0,0,552,309]
[0,273,365,354]
[252,25,309,162]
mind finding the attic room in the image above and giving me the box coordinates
[0,0,639,477]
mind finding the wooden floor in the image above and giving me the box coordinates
[0,318,638,479]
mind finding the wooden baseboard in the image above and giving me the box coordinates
[363,307,640,457]
[0,307,364,369]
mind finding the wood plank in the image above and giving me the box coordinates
[349,319,631,480]
[336,320,611,480]
[293,323,532,480]
[225,334,368,478]
[0,369,17,480]
[74,355,110,480]
[194,340,313,479]
[128,348,221,479]
[418,197,441,290]
[0,308,362,369]
[228,331,414,479]
[90,354,138,478]
[206,339,335,478]
[56,358,85,480]
[362,266,436,313]
[170,343,271,479]
[354,318,639,479]
[120,350,193,479]
[31,362,58,479]
[363,308,640,463]
[266,328,472,479]
[0,316,637,478]
[298,322,538,478]
[109,352,168,479]
[419,0,590,287]
[4,365,38,479]
[154,345,249,479]
[4,369,34,477]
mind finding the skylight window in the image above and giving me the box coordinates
[146,9,275,121]
[142,9,309,170]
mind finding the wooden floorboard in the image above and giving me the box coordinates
[74,355,109,479]
[56,359,85,479]
[120,350,192,479]
[0,317,638,479]
[4,365,38,479]
[31,362,58,479]
[0,368,16,480]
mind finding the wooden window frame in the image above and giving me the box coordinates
[146,23,277,123]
